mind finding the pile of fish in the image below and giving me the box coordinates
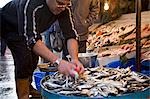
[87,11,150,58]
[42,67,150,98]
[87,23,150,53]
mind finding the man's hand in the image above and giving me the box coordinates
[71,59,84,74]
[57,59,84,77]
[57,59,77,76]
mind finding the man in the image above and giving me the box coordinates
[63,0,100,60]
[1,0,84,99]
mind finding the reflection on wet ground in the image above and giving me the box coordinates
[0,48,18,99]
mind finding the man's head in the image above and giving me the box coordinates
[46,0,71,15]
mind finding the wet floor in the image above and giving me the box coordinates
[0,47,18,99]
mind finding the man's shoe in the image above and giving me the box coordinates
[29,85,41,99]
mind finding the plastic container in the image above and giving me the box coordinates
[106,61,121,68]
[121,58,136,71]
[106,58,150,76]
[106,58,136,71]
[41,89,150,99]
[141,59,150,67]
[141,70,150,76]
[40,75,150,99]
[141,59,150,76]
[34,71,55,92]
[97,55,120,66]
[67,53,99,68]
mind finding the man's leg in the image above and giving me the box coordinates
[16,78,30,99]
[1,38,7,56]
[7,37,39,99]
[28,46,41,98]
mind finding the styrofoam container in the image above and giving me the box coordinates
[97,55,120,66]
[125,51,136,59]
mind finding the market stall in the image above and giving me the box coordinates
[87,11,150,71]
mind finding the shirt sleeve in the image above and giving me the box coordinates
[58,7,78,40]
[17,0,43,49]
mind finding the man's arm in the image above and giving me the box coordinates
[33,40,58,64]
[58,7,79,60]
[67,38,84,73]
[67,38,78,60]
[33,39,81,76]
[58,7,84,73]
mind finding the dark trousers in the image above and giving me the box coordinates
[1,38,7,56]
[5,33,38,79]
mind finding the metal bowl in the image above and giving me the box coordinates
[67,53,99,68]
